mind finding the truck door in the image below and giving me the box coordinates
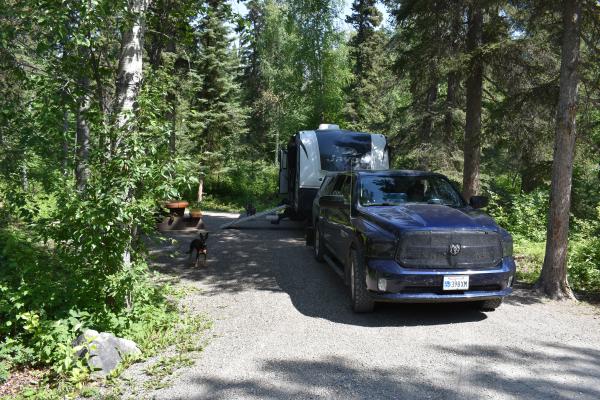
[329,175,354,259]
[279,149,288,195]
[321,175,343,250]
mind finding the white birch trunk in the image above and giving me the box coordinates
[113,0,150,275]
[114,0,149,143]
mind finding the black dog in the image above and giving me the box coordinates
[188,232,208,267]
[245,202,256,216]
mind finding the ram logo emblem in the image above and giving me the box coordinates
[449,243,462,256]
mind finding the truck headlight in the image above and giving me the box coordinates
[366,239,396,259]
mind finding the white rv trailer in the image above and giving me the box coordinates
[279,124,390,219]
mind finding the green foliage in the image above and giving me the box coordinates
[513,239,545,285]
[200,160,279,210]
[488,192,600,292]
[238,0,352,161]
[569,208,600,292]
[193,0,248,161]
[487,189,549,241]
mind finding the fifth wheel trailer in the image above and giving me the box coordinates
[279,124,390,220]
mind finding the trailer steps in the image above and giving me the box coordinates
[219,205,288,229]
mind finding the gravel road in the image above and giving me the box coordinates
[146,212,600,400]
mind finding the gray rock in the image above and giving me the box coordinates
[73,329,141,377]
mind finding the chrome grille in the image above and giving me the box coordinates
[396,230,503,269]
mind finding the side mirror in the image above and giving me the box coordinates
[319,195,345,209]
[469,195,489,209]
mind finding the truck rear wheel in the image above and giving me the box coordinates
[350,248,375,313]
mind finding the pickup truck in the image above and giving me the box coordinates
[312,170,515,313]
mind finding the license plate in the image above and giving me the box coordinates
[443,275,469,291]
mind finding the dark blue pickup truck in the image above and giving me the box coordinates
[312,170,515,312]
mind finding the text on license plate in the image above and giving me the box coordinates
[443,275,469,291]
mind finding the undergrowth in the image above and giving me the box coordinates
[0,222,211,398]
[488,189,600,294]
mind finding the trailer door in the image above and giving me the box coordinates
[279,149,288,195]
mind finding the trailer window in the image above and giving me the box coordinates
[316,132,372,171]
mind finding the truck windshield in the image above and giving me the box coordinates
[359,175,465,207]
[316,132,373,171]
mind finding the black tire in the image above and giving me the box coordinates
[349,247,375,313]
[314,224,325,262]
[305,226,315,246]
[477,298,503,311]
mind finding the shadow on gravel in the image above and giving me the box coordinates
[185,344,600,400]
[503,284,545,306]
[189,355,458,400]
[432,341,600,400]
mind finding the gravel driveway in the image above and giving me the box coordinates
[146,212,600,400]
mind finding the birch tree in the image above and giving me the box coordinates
[113,0,150,289]
[114,0,149,152]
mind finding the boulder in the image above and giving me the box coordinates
[73,329,141,377]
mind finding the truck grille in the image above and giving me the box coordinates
[395,230,503,269]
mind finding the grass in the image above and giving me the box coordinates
[513,238,546,285]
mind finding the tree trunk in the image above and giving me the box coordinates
[62,108,69,176]
[21,164,28,192]
[462,3,483,202]
[113,0,149,277]
[76,76,91,191]
[536,0,581,300]
[520,138,539,193]
[444,71,458,145]
[420,82,437,144]
[197,175,204,203]
[444,3,461,146]
[167,91,176,154]
[91,50,111,155]
[114,0,149,150]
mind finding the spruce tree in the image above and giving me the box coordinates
[345,0,385,132]
[194,0,248,159]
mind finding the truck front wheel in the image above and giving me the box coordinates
[349,247,375,313]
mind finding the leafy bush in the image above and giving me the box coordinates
[569,207,600,292]
[487,189,549,241]
[488,190,600,293]
[0,176,199,385]
[0,224,203,390]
